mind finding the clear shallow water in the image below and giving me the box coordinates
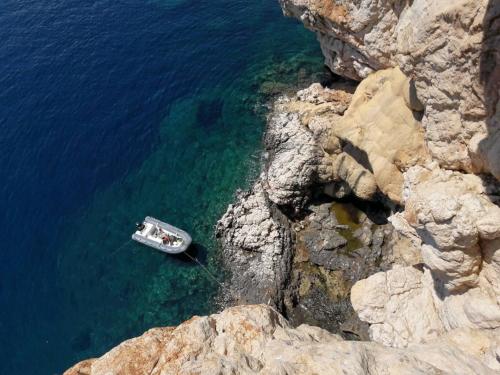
[0,0,323,373]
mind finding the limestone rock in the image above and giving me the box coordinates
[264,109,327,207]
[280,0,500,179]
[66,304,500,375]
[331,67,430,203]
[352,265,445,347]
[215,180,292,308]
[272,71,430,204]
[215,82,358,312]
[264,82,358,207]
[278,0,500,355]
[352,165,500,347]
[330,151,378,200]
[403,165,500,294]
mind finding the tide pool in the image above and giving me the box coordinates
[0,0,323,373]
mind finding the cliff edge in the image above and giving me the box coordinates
[66,305,499,375]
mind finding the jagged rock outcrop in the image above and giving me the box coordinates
[215,180,293,308]
[216,79,425,333]
[269,71,429,204]
[66,304,500,375]
[215,81,355,310]
[352,164,500,348]
[279,0,500,179]
[263,80,360,207]
[263,109,328,208]
[279,0,500,360]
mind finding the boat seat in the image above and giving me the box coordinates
[144,225,156,236]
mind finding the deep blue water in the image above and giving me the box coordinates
[0,0,323,373]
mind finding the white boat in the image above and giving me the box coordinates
[132,216,192,254]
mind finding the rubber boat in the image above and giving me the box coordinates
[132,216,191,254]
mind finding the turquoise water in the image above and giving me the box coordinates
[0,0,323,373]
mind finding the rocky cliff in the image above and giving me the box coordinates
[280,0,499,177]
[66,305,499,375]
[276,0,500,351]
[66,1,500,373]
[219,0,500,368]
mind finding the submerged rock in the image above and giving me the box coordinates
[286,200,401,339]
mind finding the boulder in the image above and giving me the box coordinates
[331,67,430,203]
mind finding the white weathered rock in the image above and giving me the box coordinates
[216,180,293,307]
[403,165,500,294]
[264,83,358,206]
[214,87,355,307]
[280,0,500,179]
[264,110,328,207]
[279,0,500,358]
[352,165,500,348]
[352,266,445,347]
[66,304,500,375]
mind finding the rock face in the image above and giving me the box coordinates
[65,304,500,375]
[216,79,420,327]
[279,0,500,179]
[215,80,356,310]
[216,79,424,338]
[262,80,365,208]
[328,67,429,203]
[279,0,500,364]
[264,72,430,205]
[351,164,500,348]
[215,180,293,308]
[216,76,435,341]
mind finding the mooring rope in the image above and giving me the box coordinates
[183,251,225,288]
[185,252,274,306]
[108,238,133,257]
[108,239,273,306]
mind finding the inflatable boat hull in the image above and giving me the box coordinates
[132,216,191,254]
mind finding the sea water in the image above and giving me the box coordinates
[0,0,323,373]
